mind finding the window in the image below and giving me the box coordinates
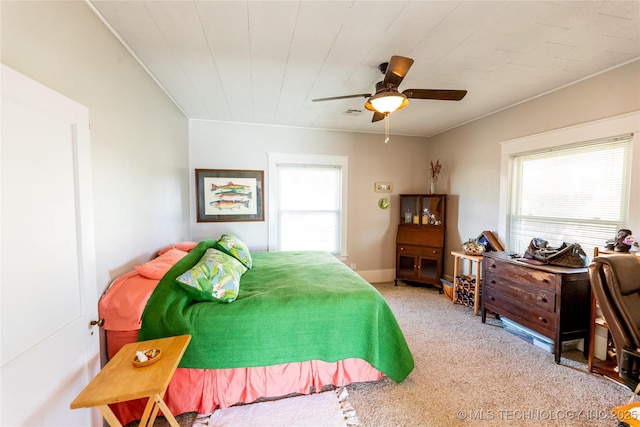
[507,134,632,256]
[268,153,348,255]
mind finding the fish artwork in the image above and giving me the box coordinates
[209,181,252,210]
[216,192,253,201]
[211,182,251,194]
[210,199,251,210]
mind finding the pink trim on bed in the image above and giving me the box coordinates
[109,358,384,425]
[106,329,139,359]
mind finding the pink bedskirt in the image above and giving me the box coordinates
[106,331,384,425]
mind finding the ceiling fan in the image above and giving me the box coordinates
[312,55,467,124]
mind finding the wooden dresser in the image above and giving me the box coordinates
[481,252,591,363]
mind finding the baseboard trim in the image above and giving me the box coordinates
[357,269,395,284]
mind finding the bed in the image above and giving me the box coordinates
[98,236,414,425]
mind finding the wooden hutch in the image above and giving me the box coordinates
[395,194,446,288]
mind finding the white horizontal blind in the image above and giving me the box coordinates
[276,164,342,253]
[508,134,632,256]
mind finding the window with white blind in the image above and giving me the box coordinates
[507,134,632,256]
[268,153,348,255]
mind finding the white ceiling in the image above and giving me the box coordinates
[88,1,640,137]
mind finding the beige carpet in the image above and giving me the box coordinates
[346,282,638,427]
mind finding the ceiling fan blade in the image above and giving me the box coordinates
[371,112,385,122]
[312,93,371,102]
[402,89,467,101]
[382,56,414,88]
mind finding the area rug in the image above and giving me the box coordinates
[196,387,360,427]
[126,387,361,427]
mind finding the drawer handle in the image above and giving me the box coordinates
[489,296,495,301]
[490,280,496,284]
[537,296,547,303]
[538,316,548,323]
[490,263,496,268]
[432,250,437,254]
[400,247,405,251]
[542,278,549,283]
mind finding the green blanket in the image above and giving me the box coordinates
[139,240,414,382]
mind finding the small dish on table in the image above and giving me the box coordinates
[133,348,162,367]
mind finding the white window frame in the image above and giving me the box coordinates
[498,111,640,253]
[268,153,349,256]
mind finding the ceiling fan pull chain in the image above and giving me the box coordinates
[385,113,390,143]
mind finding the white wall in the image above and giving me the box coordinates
[428,60,640,278]
[189,120,430,277]
[1,1,190,293]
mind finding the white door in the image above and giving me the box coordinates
[1,64,101,426]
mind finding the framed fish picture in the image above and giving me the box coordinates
[196,169,264,222]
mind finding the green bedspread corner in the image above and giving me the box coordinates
[139,243,414,382]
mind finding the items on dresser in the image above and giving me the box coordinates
[481,251,591,364]
[477,231,505,253]
[522,238,588,268]
[395,194,446,288]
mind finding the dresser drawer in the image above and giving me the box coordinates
[483,286,555,334]
[484,273,556,313]
[484,258,558,292]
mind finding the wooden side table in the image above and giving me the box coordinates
[451,251,483,315]
[71,334,191,427]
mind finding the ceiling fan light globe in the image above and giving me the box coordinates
[365,92,409,113]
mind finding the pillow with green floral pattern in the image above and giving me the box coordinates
[175,248,247,303]
[215,234,253,269]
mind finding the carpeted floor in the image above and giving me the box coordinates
[346,281,637,427]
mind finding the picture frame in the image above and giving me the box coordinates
[196,169,264,222]
[375,182,393,193]
[477,230,505,252]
